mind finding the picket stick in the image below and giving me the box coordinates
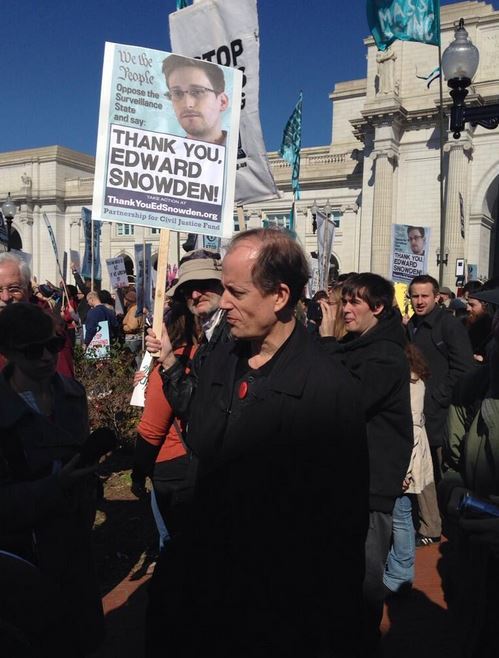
[237,206,246,232]
[151,229,170,357]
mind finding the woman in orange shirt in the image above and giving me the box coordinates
[133,302,200,542]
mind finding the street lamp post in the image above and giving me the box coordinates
[1,193,17,252]
[311,199,318,234]
[436,247,449,268]
[442,18,499,139]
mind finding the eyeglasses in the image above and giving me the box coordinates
[165,86,217,102]
[0,285,25,297]
[16,335,65,360]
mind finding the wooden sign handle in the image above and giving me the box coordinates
[237,206,246,232]
[151,228,170,357]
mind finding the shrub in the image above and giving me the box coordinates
[74,343,140,449]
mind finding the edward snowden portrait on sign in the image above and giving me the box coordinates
[162,55,229,146]
[407,226,426,256]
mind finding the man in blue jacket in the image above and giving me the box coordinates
[83,291,119,347]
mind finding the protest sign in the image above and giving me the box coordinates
[184,232,221,252]
[467,264,478,281]
[42,214,64,278]
[130,351,154,407]
[93,43,242,239]
[70,250,81,272]
[316,210,335,292]
[170,0,278,205]
[85,321,111,359]
[394,282,413,318]
[106,256,129,288]
[0,214,7,243]
[62,252,68,282]
[81,208,102,281]
[390,224,430,284]
[135,243,152,315]
[42,214,71,301]
[308,261,320,299]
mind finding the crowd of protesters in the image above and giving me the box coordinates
[1,231,499,657]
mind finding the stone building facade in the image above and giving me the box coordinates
[0,1,498,290]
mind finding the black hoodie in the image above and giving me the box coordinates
[322,312,413,513]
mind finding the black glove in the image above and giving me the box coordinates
[130,472,149,499]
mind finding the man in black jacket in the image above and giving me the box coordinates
[407,275,474,544]
[146,229,368,658]
[321,273,413,656]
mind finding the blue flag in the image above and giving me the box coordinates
[279,92,303,201]
[367,0,440,51]
[176,0,189,9]
[81,207,102,280]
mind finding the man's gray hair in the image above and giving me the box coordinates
[0,252,32,288]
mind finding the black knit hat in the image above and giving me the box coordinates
[0,303,53,350]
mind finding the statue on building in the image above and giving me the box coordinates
[376,47,397,95]
[21,173,32,188]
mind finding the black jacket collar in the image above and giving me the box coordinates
[336,312,407,352]
[213,321,312,398]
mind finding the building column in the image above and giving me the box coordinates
[442,136,473,289]
[33,205,43,279]
[20,217,34,257]
[340,202,360,272]
[69,217,81,255]
[371,149,397,276]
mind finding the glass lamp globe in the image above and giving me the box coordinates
[442,19,479,82]
[1,193,16,220]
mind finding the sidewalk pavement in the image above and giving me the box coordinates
[92,540,458,658]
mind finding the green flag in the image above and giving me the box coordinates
[367,0,440,51]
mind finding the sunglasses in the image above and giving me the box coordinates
[179,280,221,298]
[16,335,65,360]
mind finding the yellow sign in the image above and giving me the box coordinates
[394,282,413,318]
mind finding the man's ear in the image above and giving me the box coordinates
[373,303,384,318]
[219,93,229,112]
[274,283,291,313]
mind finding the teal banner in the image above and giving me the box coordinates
[279,91,303,201]
[367,0,440,51]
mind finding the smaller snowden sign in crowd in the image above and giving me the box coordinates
[390,224,431,284]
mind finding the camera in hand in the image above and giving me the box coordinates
[307,301,323,324]
[76,427,118,467]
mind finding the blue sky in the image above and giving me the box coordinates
[2,0,495,156]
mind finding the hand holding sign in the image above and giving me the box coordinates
[145,325,176,370]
